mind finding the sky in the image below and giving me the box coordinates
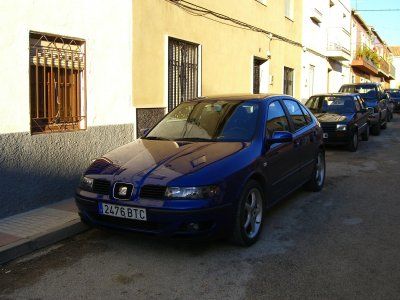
[351,0,400,45]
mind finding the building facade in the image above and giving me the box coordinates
[350,11,395,88]
[326,0,352,93]
[389,47,400,89]
[133,0,304,133]
[0,0,134,218]
[301,0,351,101]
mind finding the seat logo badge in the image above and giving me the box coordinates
[118,186,128,197]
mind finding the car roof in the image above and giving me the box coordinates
[190,93,286,102]
[311,93,359,97]
[341,83,379,87]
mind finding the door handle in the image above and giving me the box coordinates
[294,140,301,148]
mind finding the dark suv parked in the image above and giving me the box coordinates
[305,93,369,152]
[385,89,400,113]
[339,83,388,135]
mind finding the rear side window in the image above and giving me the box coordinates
[283,99,308,131]
[300,105,312,124]
[266,101,290,136]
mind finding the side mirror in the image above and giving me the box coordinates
[267,131,293,144]
[366,107,375,114]
[139,128,150,137]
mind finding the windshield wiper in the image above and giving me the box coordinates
[142,136,172,141]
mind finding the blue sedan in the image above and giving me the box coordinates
[75,94,325,246]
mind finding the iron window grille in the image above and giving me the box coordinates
[253,58,266,94]
[29,31,86,134]
[168,38,199,112]
[283,67,294,96]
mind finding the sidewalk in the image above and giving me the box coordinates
[0,198,88,264]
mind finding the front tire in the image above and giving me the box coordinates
[348,130,359,152]
[304,150,325,192]
[231,180,265,247]
[361,125,369,141]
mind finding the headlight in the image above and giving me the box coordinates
[165,186,220,199]
[79,176,94,191]
[336,124,347,131]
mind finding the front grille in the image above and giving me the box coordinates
[113,182,134,200]
[92,179,111,195]
[140,185,167,199]
[321,123,337,133]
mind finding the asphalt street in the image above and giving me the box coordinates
[1,115,400,300]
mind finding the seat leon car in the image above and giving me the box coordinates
[76,94,325,246]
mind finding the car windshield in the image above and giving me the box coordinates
[306,96,354,114]
[387,91,400,98]
[340,86,377,99]
[144,100,260,142]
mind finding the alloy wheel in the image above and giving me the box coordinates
[315,152,325,187]
[243,188,263,239]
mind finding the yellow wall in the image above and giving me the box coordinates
[132,0,303,108]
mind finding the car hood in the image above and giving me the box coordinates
[363,99,379,107]
[314,112,354,123]
[86,139,249,185]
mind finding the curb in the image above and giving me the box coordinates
[0,219,89,265]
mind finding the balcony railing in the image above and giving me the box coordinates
[378,57,389,76]
[326,27,351,61]
[389,62,396,79]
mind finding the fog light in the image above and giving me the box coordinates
[187,222,200,231]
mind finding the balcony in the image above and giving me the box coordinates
[351,45,379,75]
[351,57,379,75]
[378,57,390,78]
[326,27,351,61]
[389,62,396,80]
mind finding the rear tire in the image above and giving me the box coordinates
[304,150,325,192]
[231,180,265,247]
[348,131,359,152]
[361,125,369,141]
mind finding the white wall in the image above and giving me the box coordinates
[327,0,351,91]
[390,57,400,88]
[0,0,134,134]
[301,0,329,101]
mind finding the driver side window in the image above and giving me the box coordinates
[266,101,290,137]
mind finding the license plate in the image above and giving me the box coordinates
[323,133,328,139]
[99,203,147,221]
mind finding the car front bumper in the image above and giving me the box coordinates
[75,195,233,238]
[322,131,352,145]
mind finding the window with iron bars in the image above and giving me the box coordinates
[168,38,199,112]
[29,32,86,134]
[283,67,294,96]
